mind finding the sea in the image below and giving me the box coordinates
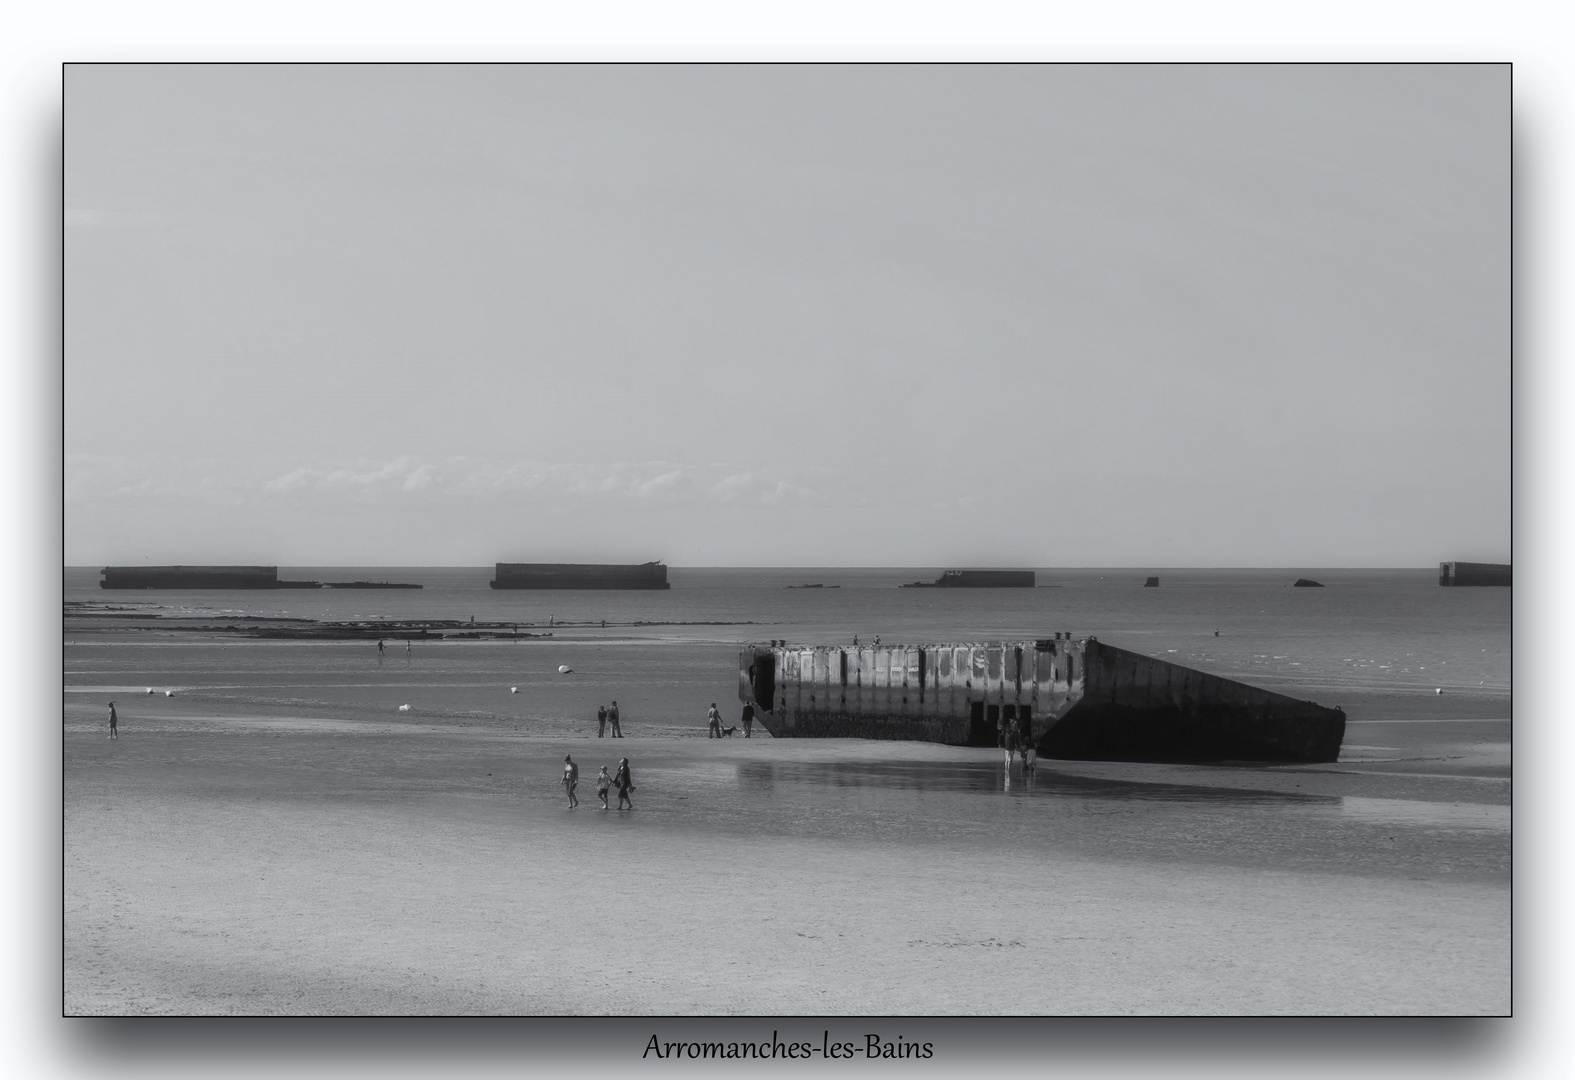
[64,565,1511,739]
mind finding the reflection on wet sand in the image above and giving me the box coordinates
[736,760,1339,807]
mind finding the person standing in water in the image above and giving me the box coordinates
[597,704,608,738]
[107,701,118,739]
[608,701,622,738]
[741,702,754,738]
[405,640,411,659]
[707,703,722,738]
[595,765,612,810]
[613,757,634,809]
[562,755,579,808]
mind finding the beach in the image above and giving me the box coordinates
[64,715,1508,1015]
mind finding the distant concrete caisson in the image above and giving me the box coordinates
[99,565,319,589]
[98,566,419,589]
[739,637,1345,764]
[489,562,671,590]
[1438,562,1510,586]
[899,569,1034,588]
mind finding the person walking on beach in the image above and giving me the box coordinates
[596,765,612,810]
[597,704,608,738]
[405,640,411,659]
[741,702,754,738]
[613,757,634,809]
[562,755,580,808]
[107,701,118,740]
[609,701,622,737]
[707,703,722,738]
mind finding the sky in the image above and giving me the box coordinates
[63,63,1510,567]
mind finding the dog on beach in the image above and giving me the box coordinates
[719,725,738,737]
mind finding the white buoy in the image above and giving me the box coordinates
[557,665,573,674]
[510,687,518,693]
[165,690,174,697]
[398,704,411,712]
[1435,688,1443,695]
[146,688,154,694]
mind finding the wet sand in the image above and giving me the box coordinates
[64,715,1509,1015]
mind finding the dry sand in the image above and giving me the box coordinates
[64,714,1509,1016]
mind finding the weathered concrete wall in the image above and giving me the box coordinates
[740,638,1085,746]
[1045,641,1346,763]
[739,636,1344,764]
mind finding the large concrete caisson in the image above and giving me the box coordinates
[99,565,321,589]
[490,562,670,589]
[738,637,1344,764]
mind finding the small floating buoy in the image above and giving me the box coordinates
[1435,688,1443,695]
[146,687,154,694]
[557,665,573,674]
[510,686,518,694]
[164,690,174,697]
[398,704,411,712]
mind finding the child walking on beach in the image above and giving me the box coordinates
[596,766,612,810]
[562,755,580,808]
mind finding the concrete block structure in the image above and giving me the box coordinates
[101,565,283,589]
[490,562,670,589]
[739,636,1345,763]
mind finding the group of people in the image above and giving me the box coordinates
[706,702,754,737]
[1000,715,1037,770]
[562,754,633,810]
[596,701,623,737]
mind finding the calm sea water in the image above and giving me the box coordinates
[64,566,1510,736]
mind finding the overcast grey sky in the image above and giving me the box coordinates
[64,64,1508,567]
